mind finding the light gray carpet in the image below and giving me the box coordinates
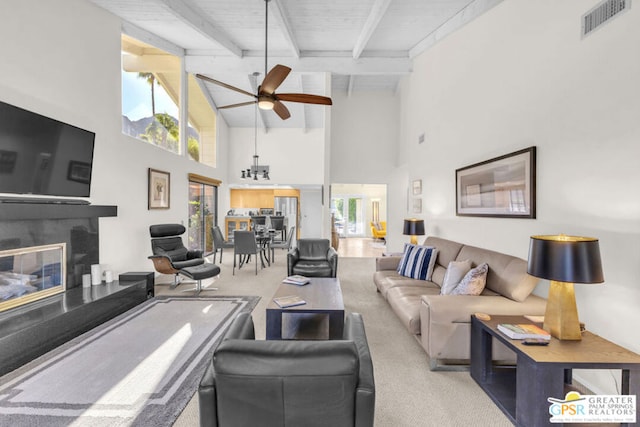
[0,295,258,427]
[162,255,512,427]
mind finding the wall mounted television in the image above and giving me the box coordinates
[0,99,95,200]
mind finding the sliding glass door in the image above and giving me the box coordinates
[330,196,364,237]
[188,175,219,255]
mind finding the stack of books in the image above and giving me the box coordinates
[282,275,310,286]
[497,323,551,340]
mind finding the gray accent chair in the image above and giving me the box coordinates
[287,238,338,277]
[212,225,233,263]
[198,312,375,427]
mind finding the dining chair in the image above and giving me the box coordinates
[212,225,234,263]
[270,226,295,262]
[269,215,286,241]
[233,230,264,275]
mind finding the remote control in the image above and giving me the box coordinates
[522,338,549,346]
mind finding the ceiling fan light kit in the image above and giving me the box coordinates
[196,0,332,121]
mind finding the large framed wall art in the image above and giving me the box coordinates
[456,146,536,218]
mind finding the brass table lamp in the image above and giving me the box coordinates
[403,219,425,245]
[527,235,604,340]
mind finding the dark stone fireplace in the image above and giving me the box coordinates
[0,203,153,377]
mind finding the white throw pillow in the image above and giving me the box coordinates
[451,263,489,296]
[440,260,472,295]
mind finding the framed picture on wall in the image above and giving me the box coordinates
[412,198,422,214]
[148,168,170,210]
[455,146,536,218]
[412,179,422,196]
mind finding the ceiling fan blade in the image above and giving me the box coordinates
[260,65,291,95]
[276,93,333,106]
[196,73,256,99]
[218,100,257,110]
[273,100,291,120]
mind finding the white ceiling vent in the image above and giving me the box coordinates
[582,0,631,38]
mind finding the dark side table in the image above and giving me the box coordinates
[470,314,640,427]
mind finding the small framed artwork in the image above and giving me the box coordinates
[412,198,422,214]
[456,146,536,218]
[67,161,92,184]
[148,168,170,210]
[412,179,422,196]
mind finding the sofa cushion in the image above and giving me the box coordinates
[451,263,488,296]
[397,244,438,281]
[440,260,472,295]
[422,237,464,286]
[456,245,538,302]
[374,270,435,299]
[386,285,440,334]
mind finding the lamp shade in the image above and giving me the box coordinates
[403,219,425,236]
[527,235,604,284]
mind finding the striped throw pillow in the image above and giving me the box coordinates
[397,244,438,281]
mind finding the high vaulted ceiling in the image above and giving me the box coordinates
[92,0,502,129]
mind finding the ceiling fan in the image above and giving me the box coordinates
[195,0,332,120]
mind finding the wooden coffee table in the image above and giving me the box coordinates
[266,277,344,340]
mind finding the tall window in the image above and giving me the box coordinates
[121,35,216,165]
[187,74,217,167]
[188,174,220,254]
[121,35,181,154]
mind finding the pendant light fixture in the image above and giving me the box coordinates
[241,90,270,180]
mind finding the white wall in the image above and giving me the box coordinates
[0,0,229,275]
[395,0,640,393]
[330,92,400,183]
[228,127,325,186]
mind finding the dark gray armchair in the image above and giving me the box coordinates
[287,238,338,277]
[198,312,375,427]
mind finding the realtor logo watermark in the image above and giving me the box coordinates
[548,391,636,423]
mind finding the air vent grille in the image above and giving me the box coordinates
[582,0,631,37]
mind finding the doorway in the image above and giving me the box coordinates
[330,196,364,237]
[330,183,387,257]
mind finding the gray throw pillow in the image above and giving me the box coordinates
[440,260,472,295]
[451,263,489,296]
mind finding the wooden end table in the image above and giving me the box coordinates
[470,314,640,427]
[266,277,344,340]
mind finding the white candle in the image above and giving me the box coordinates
[91,264,102,285]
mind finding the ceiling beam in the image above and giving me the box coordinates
[186,55,411,76]
[269,0,300,58]
[410,0,504,58]
[122,21,184,57]
[352,0,393,59]
[157,0,243,57]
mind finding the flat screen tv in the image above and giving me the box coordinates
[0,99,95,199]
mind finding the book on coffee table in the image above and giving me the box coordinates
[282,275,310,286]
[497,323,550,340]
[273,295,306,308]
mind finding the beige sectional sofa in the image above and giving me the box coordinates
[374,236,547,370]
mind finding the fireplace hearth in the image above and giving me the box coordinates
[0,202,153,377]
